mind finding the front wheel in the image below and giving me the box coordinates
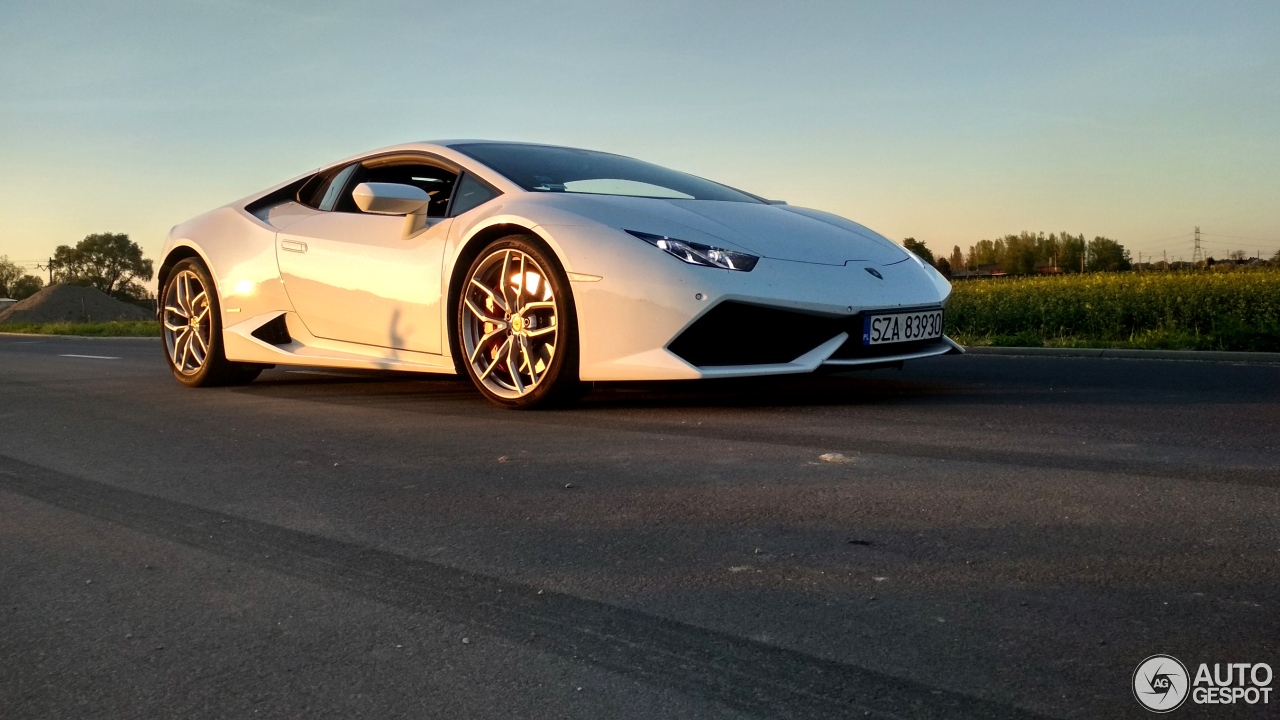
[162,258,262,387]
[457,236,582,409]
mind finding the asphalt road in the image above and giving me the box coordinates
[2,335,1278,720]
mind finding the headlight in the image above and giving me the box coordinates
[625,230,759,272]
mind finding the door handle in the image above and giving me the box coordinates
[281,240,308,253]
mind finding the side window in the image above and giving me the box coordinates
[319,164,359,211]
[297,164,356,210]
[296,172,328,209]
[450,173,500,216]
[336,162,459,217]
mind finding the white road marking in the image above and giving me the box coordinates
[59,354,121,360]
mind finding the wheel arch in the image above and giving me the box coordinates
[156,243,213,317]
[444,222,569,373]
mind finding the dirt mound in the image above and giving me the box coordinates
[0,284,153,325]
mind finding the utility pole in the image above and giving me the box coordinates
[36,257,54,284]
[1191,226,1204,267]
[1163,250,1168,271]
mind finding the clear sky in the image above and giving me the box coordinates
[2,0,1278,282]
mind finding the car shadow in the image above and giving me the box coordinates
[577,370,957,410]
[237,354,1280,412]
[240,363,958,411]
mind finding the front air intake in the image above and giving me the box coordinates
[667,302,844,366]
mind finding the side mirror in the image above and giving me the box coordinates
[351,182,432,237]
[352,182,430,215]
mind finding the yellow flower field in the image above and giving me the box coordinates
[945,268,1280,351]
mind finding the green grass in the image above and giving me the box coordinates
[0,320,161,337]
[946,268,1280,352]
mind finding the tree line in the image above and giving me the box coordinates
[904,232,1133,276]
[905,232,1280,277]
[1,232,153,301]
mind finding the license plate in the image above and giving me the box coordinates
[862,309,943,346]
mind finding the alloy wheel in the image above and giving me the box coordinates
[461,248,560,399]
[163,269,212,375]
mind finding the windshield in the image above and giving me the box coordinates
[451,143,762,203]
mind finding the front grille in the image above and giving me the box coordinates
[667,301,944,367]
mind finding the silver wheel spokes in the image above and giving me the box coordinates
[163,270,212,375]
[462,249,559,399]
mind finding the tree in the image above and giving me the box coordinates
[949,246,964,271]
[963,231,1130,274]
[0,256,21,296]
[0,255,43,300]
[52,232,153,300]
[934,257,952,278]
[12,274,44,300]
[902,237,935,265]
[1057,232,1086,274]
[1086,236,1131,272]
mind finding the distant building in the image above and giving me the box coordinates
[1219,257,1269,267]
[950,265,1006,279]
[1033,261,1062,275]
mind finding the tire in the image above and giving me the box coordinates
[456,235,582,409]
[161,257,263,387]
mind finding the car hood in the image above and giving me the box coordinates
[524,194,910,266]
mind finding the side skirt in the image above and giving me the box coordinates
[222,311,458,375]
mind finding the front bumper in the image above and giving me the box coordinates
[552,223,954,381]
[667,300,961,378]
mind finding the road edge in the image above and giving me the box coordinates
[0,332,160,341]
[964,345,1280,364]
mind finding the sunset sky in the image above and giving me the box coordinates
[2,0,1277,282]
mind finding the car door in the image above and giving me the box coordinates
[275,157,458,354]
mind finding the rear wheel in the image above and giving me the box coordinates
[162,258,262,387]
[457,236,581,409]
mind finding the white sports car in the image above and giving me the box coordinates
[159,141,959,408]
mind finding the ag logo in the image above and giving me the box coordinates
[1134,654,1189,712]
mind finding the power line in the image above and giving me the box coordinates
[1197,242,1280,253]
[1128,229,1277,257]
[1197,237,1260,245]
[1197,241,1272,250]
[1123,236,1197,252]
[1200,232,1279,243]
[1144,231,1196,244]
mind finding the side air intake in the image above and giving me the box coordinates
[250,314,292,346]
